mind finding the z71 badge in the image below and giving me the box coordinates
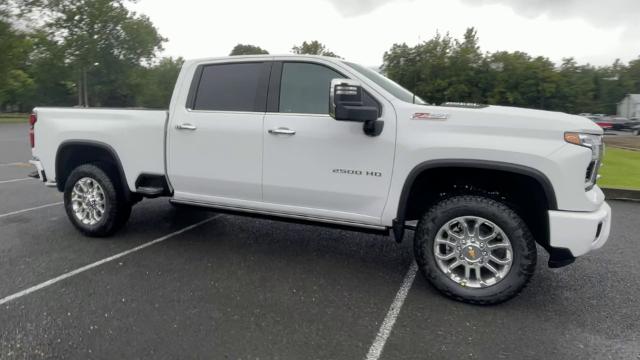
[411,112,449,120]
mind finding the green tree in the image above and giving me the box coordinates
[591,60,630,114]
[382,28,582,111]
[20,0,165,107]
[482,51,558,109]
[548,58,597,113]
[0,18,32,110]
[229,44,269,56]
[624,58,640,93]
[1,69,35,111]
[132,57,184,108]
[25,31,76,108]
[382,32,455,104]
[447,28,484,103]
[292,40,339,58]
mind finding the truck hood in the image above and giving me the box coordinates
[409,104,604,136]
[467,105,603,134]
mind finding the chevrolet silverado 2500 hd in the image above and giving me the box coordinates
[29,55,611,304]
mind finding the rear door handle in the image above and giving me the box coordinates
[268,127,296,135]
[176,123,197,130]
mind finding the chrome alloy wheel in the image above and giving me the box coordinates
[433,216,513,288]
[71,177,106,226]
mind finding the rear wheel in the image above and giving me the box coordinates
[414,195,537,305]
[64,164,131,237]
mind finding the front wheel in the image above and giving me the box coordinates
[414,195,537,305]
[64,164,131,237]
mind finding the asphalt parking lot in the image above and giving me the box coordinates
[1,122,639,359]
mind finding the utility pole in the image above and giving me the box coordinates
[83,68,88,107]
[77,73,83,107]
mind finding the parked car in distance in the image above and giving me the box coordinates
[620,118,640,135]
[628,118,640,136]
[609,117,629,131]
[586,116,612,130]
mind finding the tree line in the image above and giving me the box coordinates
[0,0,341,111]
[0,0,178,111]
[1,0,639,115]
[382,28,640,115]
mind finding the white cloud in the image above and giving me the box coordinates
[460,0,640,31]
[322,0,415,16]
[129,0,640,66]
[326,0,640,29]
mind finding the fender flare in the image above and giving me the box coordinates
[393,159,558,240]
[55,140,131,201]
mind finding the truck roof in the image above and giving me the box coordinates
[186,54,344,64]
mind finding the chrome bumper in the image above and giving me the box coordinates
[29,159,57,187]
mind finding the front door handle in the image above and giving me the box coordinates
[268,127,296,135]
[176,123,197,131]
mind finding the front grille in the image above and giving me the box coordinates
[586,161,596,182]
[585,159,600,190]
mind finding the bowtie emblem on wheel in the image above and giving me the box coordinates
[467,247,476,258]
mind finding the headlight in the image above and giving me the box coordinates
[564,132,604,190]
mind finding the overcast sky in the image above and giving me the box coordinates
[129,0,640,67]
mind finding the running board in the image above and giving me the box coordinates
[171,199,389,235]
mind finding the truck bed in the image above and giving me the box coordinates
[32,107,168,191]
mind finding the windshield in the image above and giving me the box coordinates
[344,61,426,105]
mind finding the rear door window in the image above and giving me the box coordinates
[191,62,269,112]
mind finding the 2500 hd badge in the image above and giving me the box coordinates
[332,168,383,177]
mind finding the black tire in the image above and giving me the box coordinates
[414,195,537,305]
[63,164,131,237]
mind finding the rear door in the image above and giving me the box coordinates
[168,60,271,204]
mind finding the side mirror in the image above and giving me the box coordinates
[329,79,383,136]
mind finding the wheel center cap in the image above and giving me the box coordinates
[463,245,481,262]
[85,196,97,207]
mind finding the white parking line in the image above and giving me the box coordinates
[0,216,219,306]
[0,178,33,184]
[0,162,30,167]
[365,262,418,360]
[0,202,64,219]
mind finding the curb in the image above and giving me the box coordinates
[607,145,640,152]
[602,187,640,201]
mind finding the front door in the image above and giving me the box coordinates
[168,61,270,204]
[262,60,396,224]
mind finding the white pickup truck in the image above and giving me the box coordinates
[29,55,611,304]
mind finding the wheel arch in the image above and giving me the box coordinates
[55,140,131,201]
[394,159,558,246]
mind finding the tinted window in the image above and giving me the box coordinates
[193,62,266,112]
[279,62,342,114]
